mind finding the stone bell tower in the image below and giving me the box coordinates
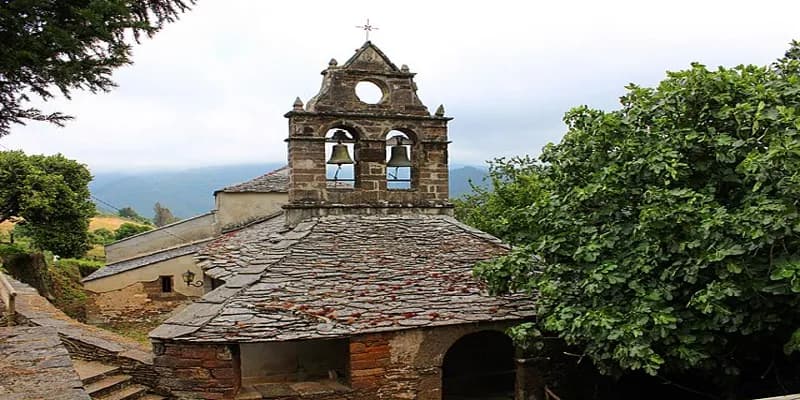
[283,41,453,224]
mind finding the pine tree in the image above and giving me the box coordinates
[0,0,193,136]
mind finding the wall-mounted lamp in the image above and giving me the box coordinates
[182,270,204,287]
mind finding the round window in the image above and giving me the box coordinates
[355,81,383,104]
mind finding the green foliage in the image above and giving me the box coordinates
[56,258,104,279]
[0,151,95,257]
[48,259,88,320]
[459,42,800,377]
[113,222,152,240]
[0,0,192,136]
[117,206,152,225]
[152,202,178,227]
[0,242,25,259]
[90,228,116,245]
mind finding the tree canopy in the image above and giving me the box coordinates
[0,0,192,136]
[457,42,800,380]
[153,201,178,227]
[113,222,152,240]
[0,151,95,257]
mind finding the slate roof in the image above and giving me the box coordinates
[218,166,289,193]
[83,240,212,282]
[151,213,537,343]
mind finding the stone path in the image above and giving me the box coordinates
[0,325,91,400]
[3,276,165,399]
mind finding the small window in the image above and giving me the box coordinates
[160,276,173,293]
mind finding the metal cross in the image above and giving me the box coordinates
[356,19,378,41]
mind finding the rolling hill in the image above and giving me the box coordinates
[90,164,489,219]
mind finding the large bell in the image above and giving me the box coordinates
[387,143,412,168]
[327,143,354,165]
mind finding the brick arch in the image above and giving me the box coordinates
[320,121,365,141]
[381,127,419,144]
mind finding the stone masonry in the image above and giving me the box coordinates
[153,341,241,399]
[284,41,452,222]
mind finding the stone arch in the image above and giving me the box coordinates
[319,121,365,141]
[441,330,516,399]
[384,128,417,190]
[324,125,360,188]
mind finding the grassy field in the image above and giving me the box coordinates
[89,216,140,231]
[1,215,145,235]
[1,215,149,262]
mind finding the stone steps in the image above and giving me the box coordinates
[74,359,121,385]
[73,359,165,400]
[95,384,149,400]
[86,374,133,398]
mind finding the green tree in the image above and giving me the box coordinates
[117,207,141,220]
[458,42,800,380]
[153,202,178,227]
[113,222,152,240]
[90,228,115,245]
[117,206,151,225]
[0,0,192,136]
[0,151,95,257]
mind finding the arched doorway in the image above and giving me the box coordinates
[442,331,516,399]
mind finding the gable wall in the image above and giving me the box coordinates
[214,192,287,231]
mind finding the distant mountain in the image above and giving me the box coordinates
[90,164,488,218]
[449,166,490,198]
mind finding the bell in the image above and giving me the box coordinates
[327,143,354,165]
[387,143,412,168]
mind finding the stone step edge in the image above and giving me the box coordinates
[85,374,132,397]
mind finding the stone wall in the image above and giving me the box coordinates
[155,321,543,400]
[153,340,241,399]
[85,279,191,325]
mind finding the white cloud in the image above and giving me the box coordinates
[2,0,799,171]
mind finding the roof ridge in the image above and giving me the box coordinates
[440,215,510,250]
[219,210,285,234]
[82,238,214,282]
[217,165,289,194]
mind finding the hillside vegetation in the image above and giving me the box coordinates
[0,215,147,237]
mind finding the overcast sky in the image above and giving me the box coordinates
[2,0,799,172]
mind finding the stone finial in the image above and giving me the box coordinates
[401,64,410,73]
[293,97,304,111]
[329,58,338,67]
[435,104,445,117]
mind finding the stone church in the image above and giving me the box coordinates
[149,42,538,400]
